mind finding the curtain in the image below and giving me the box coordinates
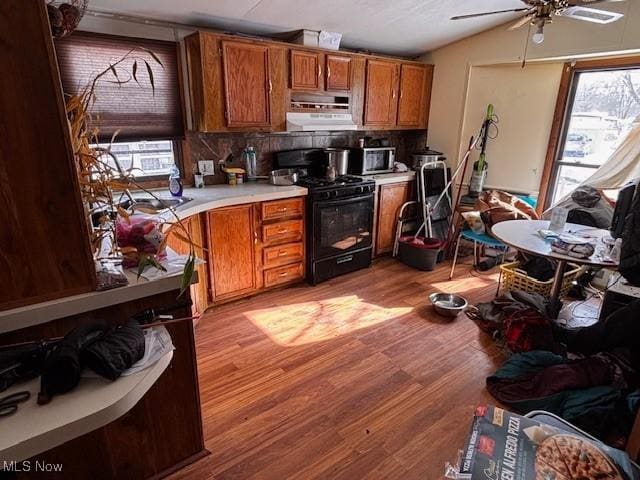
[55,31,185,142]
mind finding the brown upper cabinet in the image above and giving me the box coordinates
[397,64,432,128]
[290,49,324,91]
[290,49,352,92]
[185,31,433,133]
[364,59,399,127]
[222,41,271,127]
[326,54,352,91]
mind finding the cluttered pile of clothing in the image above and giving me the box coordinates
[467,293,640,447]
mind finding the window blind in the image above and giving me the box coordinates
[56,31,184,142]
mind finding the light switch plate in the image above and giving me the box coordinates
[198,160,215,175]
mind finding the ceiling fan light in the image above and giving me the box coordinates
[532,23,545,44]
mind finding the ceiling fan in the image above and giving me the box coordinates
[451,0,625,45]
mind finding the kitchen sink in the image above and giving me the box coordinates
[120,196,193,212]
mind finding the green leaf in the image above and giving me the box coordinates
[132,60,139,85]
[144,60,155,96]
[179,255,195,298]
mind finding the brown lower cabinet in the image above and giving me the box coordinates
[375,181,414,256]
[166,197,306,312]
[207,204,258,300]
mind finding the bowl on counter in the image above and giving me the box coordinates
[429,292,468,318]
[269,169,298,186]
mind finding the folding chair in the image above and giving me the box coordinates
[448,229,507,280]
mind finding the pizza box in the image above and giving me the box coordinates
[457,405,636,480]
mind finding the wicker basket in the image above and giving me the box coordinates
[499,261,581,297]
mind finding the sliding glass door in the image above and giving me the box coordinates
[549,67,640,204]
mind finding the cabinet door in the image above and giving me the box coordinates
[375,182,411,256]
[222,41,271,127]
[326,54,351,91]
[364,59,399,127]
[397,64,427,128]
[208,205,257,298]
[290,49,323,90]
[165,215,210,318]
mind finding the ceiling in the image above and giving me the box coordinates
[87,0,531,56]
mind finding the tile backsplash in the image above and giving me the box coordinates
[187,130,428,184]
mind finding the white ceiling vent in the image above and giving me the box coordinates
[562,6,625,24]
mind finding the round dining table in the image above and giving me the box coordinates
[491,219,618,318]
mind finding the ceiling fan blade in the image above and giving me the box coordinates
[508,11,536,30]
[451,8,530,20]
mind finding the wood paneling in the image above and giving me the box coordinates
[537,63,576,214]
[2,289,205,479]
[269,45,289,132]
[376,182,412,256]
[364,59,399,127]
[397,64,427,128]
[262,197,304,221]
[0,0,96,311]
[166,257,505,480]
[222,41,271,127]
[326,54,352,91]
[207,205,257,299]
[290,49,323,91]
[262,219,304,245]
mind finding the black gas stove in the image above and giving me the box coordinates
[273,149,375,284]
[296,175,376,201]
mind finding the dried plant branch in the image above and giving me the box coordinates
[65,47,196,294]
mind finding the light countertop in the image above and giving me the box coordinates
[0,182,307,334]
[156,182,308,222]
[0,350,172,462]
[357,171,416,186]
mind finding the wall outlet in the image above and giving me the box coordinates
[198,160,215,176]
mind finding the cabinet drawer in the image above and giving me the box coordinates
[263,242,304,268]
[264,263,304,288]
[262,198,304,221]
[262,219,303,244]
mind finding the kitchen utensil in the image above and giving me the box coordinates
[0,390,30,417]
[429,293,468,317]
[269,169,299,186]
[324,148,349,176]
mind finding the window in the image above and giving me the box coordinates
[55,32,185,180]
[546,62,640,205]
[96,140,178,178]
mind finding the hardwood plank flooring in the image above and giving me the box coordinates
[169,257,505,480]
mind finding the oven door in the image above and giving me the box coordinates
[312,194,374,259]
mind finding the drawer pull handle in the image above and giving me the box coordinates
[279,272,288,277]
[337,255,354,264]
[277,207,288,212]
[278,251,288,256]
[277,229,288,234]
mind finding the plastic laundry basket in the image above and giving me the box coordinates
[397,236,442,271]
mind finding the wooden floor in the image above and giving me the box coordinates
[169,257,506,480]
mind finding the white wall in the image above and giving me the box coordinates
[460,63,564,194]
[422,0,640,196]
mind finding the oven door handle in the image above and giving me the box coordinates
[315,193,374,208]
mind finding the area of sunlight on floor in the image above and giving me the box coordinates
[243,294,413,346]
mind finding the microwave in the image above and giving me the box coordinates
[348,147,395,175]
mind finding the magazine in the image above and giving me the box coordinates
[458,405,636,480]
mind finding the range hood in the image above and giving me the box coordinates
[286,112,357,132]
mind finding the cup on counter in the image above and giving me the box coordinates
[194,174,204,188]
